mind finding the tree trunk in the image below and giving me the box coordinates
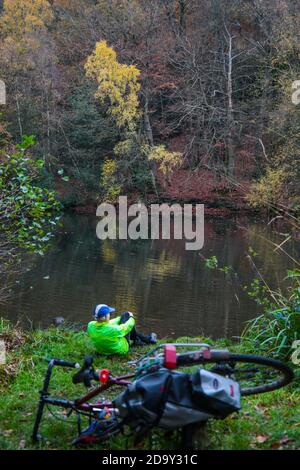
[225,24,235,177]
[178,0,187,35]
[15,94,23,140]
[144,95,159,198]
[144,96,154,146]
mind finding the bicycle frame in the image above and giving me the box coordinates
[32,359,135,442]
[32,344,293,443]
[32,344,215,442]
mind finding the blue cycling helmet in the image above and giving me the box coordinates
[93,304,115,319]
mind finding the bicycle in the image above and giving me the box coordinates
[32,343,294,447]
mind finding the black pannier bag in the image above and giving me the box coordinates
[114,368,241,431]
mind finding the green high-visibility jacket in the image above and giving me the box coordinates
[87,316,135,355]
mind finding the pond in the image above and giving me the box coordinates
[2,213,299,340]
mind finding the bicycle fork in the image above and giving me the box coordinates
[32,359,55,442]
[32,359,78,442]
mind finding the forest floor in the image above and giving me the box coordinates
[0,322,299,451]
[56,166,254,216]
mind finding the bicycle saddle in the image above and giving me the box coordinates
[72,355,97,387]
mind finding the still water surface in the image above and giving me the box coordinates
[3,214,299,339]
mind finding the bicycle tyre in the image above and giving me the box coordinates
[210,352,294,396]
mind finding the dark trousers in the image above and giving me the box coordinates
[119,312,152,344]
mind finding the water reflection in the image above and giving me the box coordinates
[2,214,299,340]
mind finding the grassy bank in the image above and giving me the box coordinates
[0,321,299,450]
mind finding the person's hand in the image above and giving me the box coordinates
[128,311,134,318]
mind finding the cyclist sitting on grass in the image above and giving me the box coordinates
[87,304,157,355]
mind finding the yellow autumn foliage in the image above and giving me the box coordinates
[247,168,288,209]
[85,40,141,129]
[100,159,121,203]
[148,144,182,183]
[113,138,133,158]
[0,0,53,39]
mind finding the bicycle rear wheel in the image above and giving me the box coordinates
[208,353,294,396]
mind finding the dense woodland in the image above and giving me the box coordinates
[0,2,299,452]
[1,0,300,211]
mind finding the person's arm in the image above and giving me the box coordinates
[87,321,95,336]
[111,316,135,336]
[109,316,121,326]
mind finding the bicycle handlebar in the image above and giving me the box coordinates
[46,358,80,368]
[172,349,231,367]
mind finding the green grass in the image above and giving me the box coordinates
[0,321,299,450]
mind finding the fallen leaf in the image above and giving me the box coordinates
[254,405,269,416]
[255,435,269,444]
[280,436,292,445]
[270,442,281,449]
[19,439,26,449]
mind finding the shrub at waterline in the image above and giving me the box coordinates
[0,135,61,254]
[242,269,300,363]
[203,256,300,363]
